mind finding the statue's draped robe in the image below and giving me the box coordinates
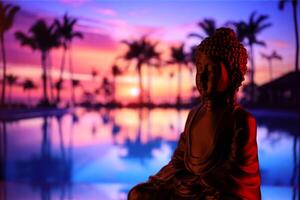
[128,104,261,200]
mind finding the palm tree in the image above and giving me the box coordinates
[279,0,299,72]
[111,64,122,103]
[6,74,17,103]
[168,43,189,105]
[144,41,161,104]
[100,77,113,104]
[237,12,272,103]
[22,79,37,106]
[54,13,83,105]
[91,68,98,81]
[188,18,217,40]
[0,1,20,106]
[15,19,60,105]
[121,36,160,105]
[261,50,282,81]
[71,79,80,105]
[225,21,248,43]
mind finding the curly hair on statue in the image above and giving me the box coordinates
[195,27,248,98]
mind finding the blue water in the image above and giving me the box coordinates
[1,107,299,200]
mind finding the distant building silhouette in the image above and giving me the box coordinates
[257,71,300,109]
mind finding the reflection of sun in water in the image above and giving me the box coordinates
[129,87,140,97]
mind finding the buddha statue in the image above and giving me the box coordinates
[128,27,261,200]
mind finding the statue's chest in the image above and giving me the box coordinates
[190,112,217,158]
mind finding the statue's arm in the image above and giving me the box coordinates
[228,111,261,199]
[236,114,260,179]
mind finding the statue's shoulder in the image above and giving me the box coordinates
[187,103,202,118]
[233,104,256,128]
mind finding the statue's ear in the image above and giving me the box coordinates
[217,62,229,92]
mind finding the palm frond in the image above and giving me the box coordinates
[15,31,37,50]
[187,33,204,39]
[278,0,286,10]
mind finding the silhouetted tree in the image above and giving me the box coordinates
[279,0,299,72]
[71,79,80,105]
[111,64,122,103]
[100,77,113,104]
[225,21,248,43]
[261,50,282,80]
[168,43,189,105]
[22,79,37,106]
[91,68,98,81]
[188,18,217,40]
[15,19,60,105]
[240,12,272,103]
[0,1,20,106]
[54,13,83,105]
[121,36,160,105]
[6,74,17,103]
[144,41,161,104]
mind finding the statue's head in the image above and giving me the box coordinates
[195,27,248,101]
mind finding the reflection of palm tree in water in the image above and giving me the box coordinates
[99,109,121,144]
[0,122,7,200]
[14,116,74,200]
[291,134,300,200]
[121,109,162,163]
[41,117,51,158]
[40,116,72,200]
[256,115,300,197]
[56,115,66,164]
[111,115,121,145]
[100,109,111,125]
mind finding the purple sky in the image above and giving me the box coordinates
[2,0,298,103]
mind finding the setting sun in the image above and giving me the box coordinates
[129,87,140,97]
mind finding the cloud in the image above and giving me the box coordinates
[268,39,291,49]
[58,0,91,6]
[98,18,165,40]
[95,8,117,17]
[73,31,118,51]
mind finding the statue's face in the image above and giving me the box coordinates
[196,53,229,98]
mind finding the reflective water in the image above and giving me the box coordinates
[0,108,299,200]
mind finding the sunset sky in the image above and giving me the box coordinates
[2,0,297,104]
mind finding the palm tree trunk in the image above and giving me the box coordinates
[47,52,54,104]
[177,64,182,105]
[8,85,12,104]
[69,44,75,107]
[57,47,67,103]
[0,34,7,106]
[73,87,77,105]
[147,66,151,105]
[113,75,116,103]
[293,1,299,72]
[137,62,143,105]
[269,59,273,81]
[41,51,49,104]
[27,91,31,107]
